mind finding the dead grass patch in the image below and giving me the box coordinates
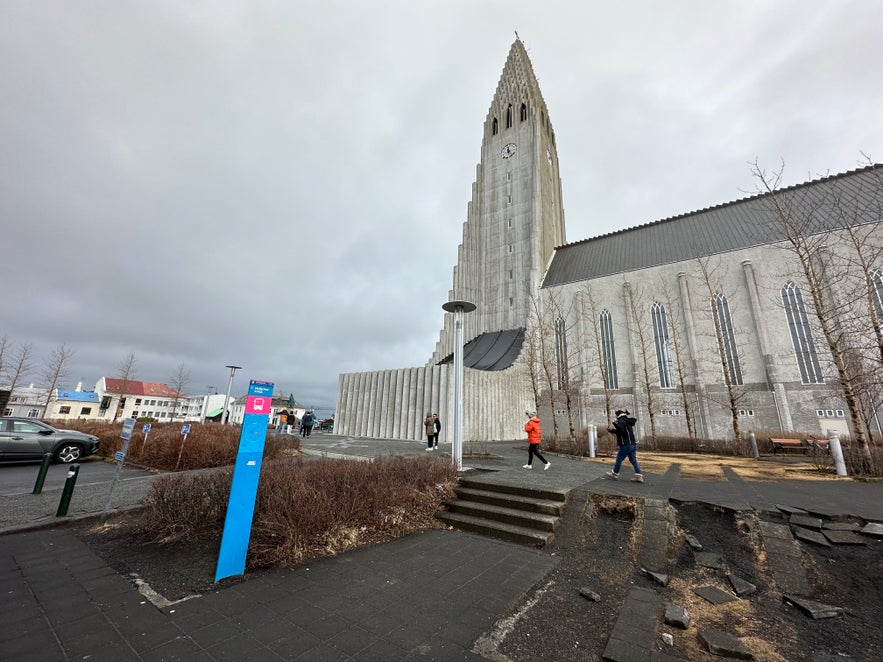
[586,451,842,481]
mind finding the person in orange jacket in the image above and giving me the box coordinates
[523,411,550,470]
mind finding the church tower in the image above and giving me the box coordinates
[431,38,566,363]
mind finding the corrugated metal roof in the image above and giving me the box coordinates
[543,165,883,287]
[437,328,525,371]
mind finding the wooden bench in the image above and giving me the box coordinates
[805,437,831,453]
[770,438,809,455]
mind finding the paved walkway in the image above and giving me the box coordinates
[2,435,882,661]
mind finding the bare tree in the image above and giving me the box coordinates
[112,353,137,422]
[581,285,614,423]
[168,363,191,420]
[528,293,560,440]
[660,282,696,438]
[522,321,542,414]
[4,342,34,394]
[694,257,748,441]
[752,160,871,458]
[546,290,579,440]
[0,334,8,380]
[41,344,76,411]
[625,283,659,441]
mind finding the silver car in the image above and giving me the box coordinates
[0,417,100,463]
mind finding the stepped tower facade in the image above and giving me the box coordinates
[336,39,562,441]
[431,39,566,362]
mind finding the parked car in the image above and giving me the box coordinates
[0,417,100,463]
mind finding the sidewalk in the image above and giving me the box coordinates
[2,436,882,661]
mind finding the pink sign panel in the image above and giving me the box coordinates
[245,395,271,415]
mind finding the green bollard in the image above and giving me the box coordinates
[32,453,53,494]
[56,464,80,517]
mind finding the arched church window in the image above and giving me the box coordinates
[651,302,674,388]
[600,310,618,389]
[492,117,498,135]
[712,293,742,385]
[782,282,823,384]
[506,104,512,128]
[520,103,527,121]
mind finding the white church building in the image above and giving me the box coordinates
[335,39,883,444]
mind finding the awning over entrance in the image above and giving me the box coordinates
[206,408,224,418]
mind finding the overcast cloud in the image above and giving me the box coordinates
[2,1,882,415]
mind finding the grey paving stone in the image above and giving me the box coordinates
[783,594,845,619]
[603,636,653,662]
[790,514,824,529]
[776,504,808,515]
[664,604,690,629]
[684,533,703,550]
[727,573,757,597]
[699,628,754,659]
[860,522,883,536]
[793,526,831,546]
[823,529,866,545]
[759,521,793,540]
[822,521,861,531]
[694,551,728,570]
[642,568,669,587]
[693,585,737,605]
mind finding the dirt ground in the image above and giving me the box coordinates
[74,454,882,661]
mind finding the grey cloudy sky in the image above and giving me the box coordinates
[2,1,882,414]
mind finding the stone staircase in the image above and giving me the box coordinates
[436,476,569,547]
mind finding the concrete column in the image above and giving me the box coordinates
[622,281,643,428]
[678,272,711,437]
[742,259,793,430]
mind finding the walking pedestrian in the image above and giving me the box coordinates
[301,410,314,438]
[606,409,643,482]
[523,411,550,470]
[276,409,288,435]
[432,414,441,448]
[424,413,436,450]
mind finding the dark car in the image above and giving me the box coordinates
[0,417,100,463]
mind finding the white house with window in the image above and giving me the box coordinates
[47,387,102,421]
[1,384,50,418]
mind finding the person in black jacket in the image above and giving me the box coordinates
[606,409,643,483]
[432,414,441,449]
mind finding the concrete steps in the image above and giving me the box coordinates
[436,477,569,547]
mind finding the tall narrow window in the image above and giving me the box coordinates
[555,317,568,389]
[600,310,618,389]
[782,281,823,384]
[713,293,742,385]
[506,104,512,128]
[492,117,498,135]
[651,302,674,388]
[520,103,527,121]
[871,268,883,318]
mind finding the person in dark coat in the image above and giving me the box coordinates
[606,409,643,482]
[432,414,441,448]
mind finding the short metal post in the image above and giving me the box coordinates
[33,453,53,494]
[588,425,596,458]
[827,429,848,476]
[56,464,80,517]
[749,431,759,460]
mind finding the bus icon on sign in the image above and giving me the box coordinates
[253,398,265,411]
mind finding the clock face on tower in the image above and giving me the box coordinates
[501,142,517,159]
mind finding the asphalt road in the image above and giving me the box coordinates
[0,456,153,496]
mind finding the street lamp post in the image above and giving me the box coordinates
[441,300,476,471]
[222,366,242,425]
[200,386,217,424]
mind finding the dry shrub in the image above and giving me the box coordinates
[138,456,459,570]
[52,420,291,471]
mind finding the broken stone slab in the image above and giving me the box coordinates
[698,628,754,659]
[727,573,757,597]
[822,521,861,531]
[684,533,703,550]
[661,632,674,646]
[776,504,808,516]
[790,514,823,529]
[792,526,831,546]
[694,551,728,570]
[783,594,845,619]
[860,522,883,537]
[640,567,669,586]
[822,529,866,545]
[664,604,690,629]
[579,587,601,602]
[693,585,738,605]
